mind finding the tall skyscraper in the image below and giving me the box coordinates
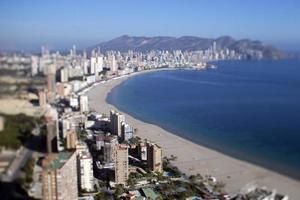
[47,74,56,93]
[103,135,118,163]
[79,95,89,113]
[59,68,68,83]
[115,144,129,185]
[97,56,103,73]
[147,143,163,173]
[83,60,89,75]
[72,45,76,57]
[41,152,78,200]
[78,151,94,192]
[46,121,58,153]
[90,57,97,75]
[47,64,57,93]
[38,90,47,107]
[108,54,118,72]
[31,56,39,76]
[212,41,217,53]
[121,122,133,141]
[45,107,59,153]
[95,135,105,150]
[138,142,147,161]
[110,110,125,137]
[66,130,77,150]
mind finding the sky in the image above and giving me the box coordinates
[0,0,299,51]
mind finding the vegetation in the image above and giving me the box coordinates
[0,114,37,150]
[127,173,139,188]
[163,156,182,178]
[94,190,111,200]
[76,129,87,140]
[128,136,142,145]
[114,184,125,198]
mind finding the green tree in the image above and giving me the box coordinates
[114,184,124,198]
[127,177,137,188]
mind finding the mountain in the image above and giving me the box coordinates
[92,35,286,59]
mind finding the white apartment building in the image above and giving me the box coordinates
[78,152,94,192]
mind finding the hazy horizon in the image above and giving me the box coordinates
[0,0,300,52]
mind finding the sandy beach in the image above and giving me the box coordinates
[86,70,300,199]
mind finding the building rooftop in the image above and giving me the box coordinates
[43,151,74,170]
[140,188,159,200]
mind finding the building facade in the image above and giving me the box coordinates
[115,145,129,185]
[147,143,163,173]
[121,122,133,141]
[66,130,77,150]
[103,135,118,163]
[110,110,125,137]
[79,95,89,113]
[78,152,94,192]
[41,152,78,200]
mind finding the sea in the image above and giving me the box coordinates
[107,59,300,179]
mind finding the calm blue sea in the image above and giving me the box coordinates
[107,60,300,179]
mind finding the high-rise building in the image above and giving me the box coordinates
[59,68,69,83]
[103,135,118,163]
[56,83,64,97]
[83,60,89,75]
[121,122,133,141]
[41,152,78,200]
[47,64,56,93]
[97,56,103,73]
[212,41,217,53]
[108,54,118,72]
[79,95,89,112]
[61,119,70,138]
[72,45,76,57]
[46,121,58,153]
[115,144,129,185]
[90,57,97,75]
[47,74,56,93]
[38,90,47,107]
[147,143,162,173]
[76,141,89,157]
[138,142,147,161]
[95,135,105,150]
[31,56,39,76]
[78,152,94,192]
[45,106,59,152]
[66,130,77,150]
[110,110,125,137]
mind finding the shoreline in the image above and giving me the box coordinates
[86,69,300,198]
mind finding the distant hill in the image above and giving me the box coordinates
[91,35,286,59]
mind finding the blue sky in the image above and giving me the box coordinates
[0,0,299,51]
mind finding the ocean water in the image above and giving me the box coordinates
[107,60,300,179]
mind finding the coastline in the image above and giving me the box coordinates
[86,69,300,198]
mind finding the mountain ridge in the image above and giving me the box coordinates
[91,35,286,59]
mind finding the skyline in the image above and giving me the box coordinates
[0,0,300,51]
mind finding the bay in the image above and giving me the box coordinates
[107,59,300,179]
